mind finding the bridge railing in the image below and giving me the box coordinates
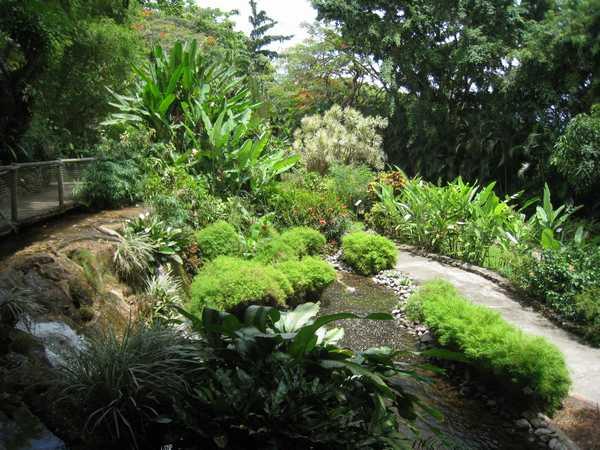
[0,158,96,234]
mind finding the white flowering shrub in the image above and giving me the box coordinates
[292,105,388,174]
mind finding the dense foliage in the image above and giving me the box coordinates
[293,105,387,174]
[194,221,242,261]
[57,303,431,449]
[342,231,397,276]
[407,280,571,412]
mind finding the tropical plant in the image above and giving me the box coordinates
[105,39,253,146]
[407,280,571,412]
[194,221,242,262]
[514,244,600,320]
[125,213,188,266]
[177,302,435,449]
[342,231,397,276]
[528,183,580,249]
[255,226,326,263]
[371,178,530,265]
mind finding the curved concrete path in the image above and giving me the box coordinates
[395,251,600,405]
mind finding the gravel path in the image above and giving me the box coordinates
[394,250,600,406]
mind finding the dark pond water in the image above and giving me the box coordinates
[320,272,538,450]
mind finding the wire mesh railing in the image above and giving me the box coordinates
[0,158,95,234]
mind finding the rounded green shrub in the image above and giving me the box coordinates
[280,227,326,256]
[341,231,397,275]
[255,227,326,263]
[190,257,292,313]
[194,221,241,261]
[407,280,571,413]
[277,257,336,302]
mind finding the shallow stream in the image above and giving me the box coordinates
[320,271,538,450]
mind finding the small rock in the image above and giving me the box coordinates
[548,438,567,450]
[515,419,531,430]
[419,332,434,344]
[486,399,497,407]
[534,428,554,437]
[345,286,357,294]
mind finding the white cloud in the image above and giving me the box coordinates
[196,0,317,51]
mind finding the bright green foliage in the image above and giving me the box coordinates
[552,105,600,195]
[368,178,531,265]
[574,287,600,345]
[177,302,427,448]
[326,164,375,215]
[144,166,228,229]
[407,280,571,412]
[515,245,600,320]
[105,39,253,145]
[342,231,397,276]
[254,227,326,263]
[125,213,188,266]
[189,257,292,313]
[293,105,387,174]
[266,181,352,241]
[194,221,241,261]
[276,257,336,302]
[279,227,326,257]
[75,159,142,209]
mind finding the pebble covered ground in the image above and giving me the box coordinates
[326,249,577,450]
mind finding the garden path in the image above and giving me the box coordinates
[394,250,600,406]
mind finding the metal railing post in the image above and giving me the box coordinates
[10,164,18,222]
[57,160,65,208]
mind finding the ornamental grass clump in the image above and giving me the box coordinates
[194,220,242,261]
[407,280,571,413]
[189,257,292,313]
[342,231,397,275]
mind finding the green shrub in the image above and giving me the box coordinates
[255,227,326,263]
[194,221,242,262]
[574,287,600,344]
[144,167,227,229]
[407,280,571,412]
[276,257,336,302]
[326,164,374,214]
[75,159,142,209]
[515,244,600,319]
[266,181,352,241]
[189,257,292,313]
[342,231,397,275]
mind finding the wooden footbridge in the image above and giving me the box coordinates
[0,158,95,236]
